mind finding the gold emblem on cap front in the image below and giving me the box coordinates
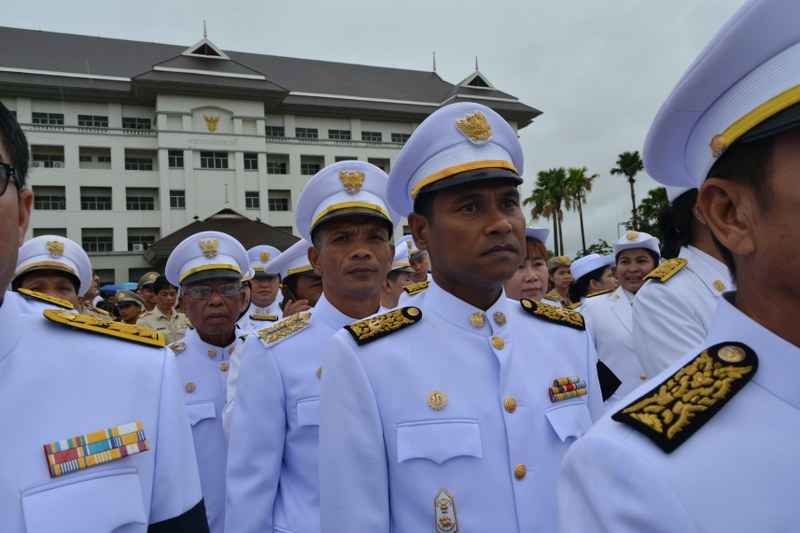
[710,134,728,158]
[718,344,746,363]
[339,170,365,194]
[47,240,65,256]
[428,390,447,410]
[456,110,493,143]
[626,230,639,242]
[199,238,219,258]
[260,251,271,263]
[469,312,485,328]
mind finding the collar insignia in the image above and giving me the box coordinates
[456,110,493,143]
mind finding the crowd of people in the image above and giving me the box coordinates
[2,0,798,530]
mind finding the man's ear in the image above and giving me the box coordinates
[698,178,756,258]
[408,212,429,252]
[308,245,322,276]
[17,188,32,246]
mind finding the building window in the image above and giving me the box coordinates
[328,129,351,140]
[98,156,111,163]
[125,157,153,171]
[265,126,285,137]
[368,158,390,173]
[82,235,113,253]
[335,156,357,162]
[81,195,112,210]
[122,117,151,130]
[79,155,93,163]
[268,190,291,212]
[33,228,67,238]
[32,112,64,126]
[32,186,66,210]
[170,190,186,209]
[295,127,318,139]
[266,161,287,174]
[300,162,320,175]
[245,191,260,210]
[77,115,108,128]
[391,133,411,143]
[127,235,156,252]
[32,154,65,168]
[361,131,382,142]
[168,150,184,168]
[126,196,155,210]
[200,151,229,169]
[244,153,258,171]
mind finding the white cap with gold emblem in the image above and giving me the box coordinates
[387,101,524,217]
[13,235,93,296]
[390,239,415,274]
[266,239,315,280]
[612,231,660,258]
[165,230,250,286]
[295,160,397,241]
[247,245,281,277]
[570,253,615,281]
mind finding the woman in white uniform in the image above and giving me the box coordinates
[502,227,550,301]
[567,253,618,310]
[580,231,659,406]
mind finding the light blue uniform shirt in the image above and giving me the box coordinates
[319,282,603,533]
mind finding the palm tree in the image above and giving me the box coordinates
[610,151,644,230]
[564,166,598,254]
[523,168,568,255]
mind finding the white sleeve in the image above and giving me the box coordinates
[221,340,245,439]
[319,333,390,533]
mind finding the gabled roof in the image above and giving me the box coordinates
[144,208,300,267]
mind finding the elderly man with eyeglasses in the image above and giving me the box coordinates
[164,230,250,533]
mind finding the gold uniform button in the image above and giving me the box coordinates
[220,362,230,372]
[185,382,196,393]
[207,350,216,358]
[514,464,527,480]
[317,367,322,379]
[491,336,505,350]
[504,397,517,413]
[640,373,647,380]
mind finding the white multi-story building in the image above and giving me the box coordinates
[0,26,540,283]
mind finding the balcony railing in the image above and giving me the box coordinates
[24,123,157,137]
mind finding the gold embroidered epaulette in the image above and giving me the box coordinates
[643,257,688,283]
[543,291,561,303]
[43,309,166,348]
[345,307,422,346]
[17,288,74,310]
[586,288,613,298]
[567,301,582,310]
[612,342,757,453]
[239,333,249,342]
[256,312,311,347]
[250,313,279,322]
[520,299,585,330]
[403,281,429,296]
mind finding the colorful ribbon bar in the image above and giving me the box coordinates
[550,387,588,403]
[553,375,581,387]
[549,380,587,396]
[44,421,149,478]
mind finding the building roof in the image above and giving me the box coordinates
[0,26,541,127]
[144,208,300,268]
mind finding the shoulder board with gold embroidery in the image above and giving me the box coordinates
[643,257,688,283]
[567,301,582,310]
[402,281,429,296]
[256,312,311,347]
[83,304,112,318]
[612,342,757,453]
[250,313,279,322]
[17,288,74,310]
[345,307,422,346]
[239,333,249,342]
[520,299,585,330]
[43,309,165,348]
[586,288,613,298]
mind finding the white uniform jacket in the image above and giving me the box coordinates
[236,301,283,332]
[226,294,368,533]
[581,285,648,402]
[633,245,733,377]
[0,291,205,533]
[319,283,603,533]
[171,327,242,533]
[558,293,800,531]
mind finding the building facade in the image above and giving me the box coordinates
[0,27,540,283]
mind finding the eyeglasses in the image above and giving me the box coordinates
[0,162,17,197]
[183,283,241,300]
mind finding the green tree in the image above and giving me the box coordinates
[574,239,613,259]
[624,187,668,238]
[564,166,599,254]
[610,151,644,230]
[523,168,568,255]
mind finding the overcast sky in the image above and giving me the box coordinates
[7,0,744,256]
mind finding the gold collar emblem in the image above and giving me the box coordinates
[456,110,493,143]
[626,230,640,242]
[260,251,271,263]
[46,240,65,256]
[204,114,220,132]
[339,170,365,194]
[199,238,219,258]
[469,312,485,328]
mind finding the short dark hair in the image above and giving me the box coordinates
[0,101,30,189]
[153,275,177,294]
[413,189,438,221]
[658,189,697,259]
[706,133,776,279]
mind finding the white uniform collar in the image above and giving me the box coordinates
[422,281,512,336]
[181,326,239,361]
[313,292,382,331]
[0,291,24,364]
[682,245,734,296]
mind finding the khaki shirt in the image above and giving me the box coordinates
[137,307,191,344]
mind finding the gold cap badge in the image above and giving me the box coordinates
[456,110,493,143]
[260,251,271,263]
[204,114,220,132]
[626,230,640,242]
[199,238,219,258]
[46,240,65,256]
[339,170,365,194]
[709,134,727,158]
